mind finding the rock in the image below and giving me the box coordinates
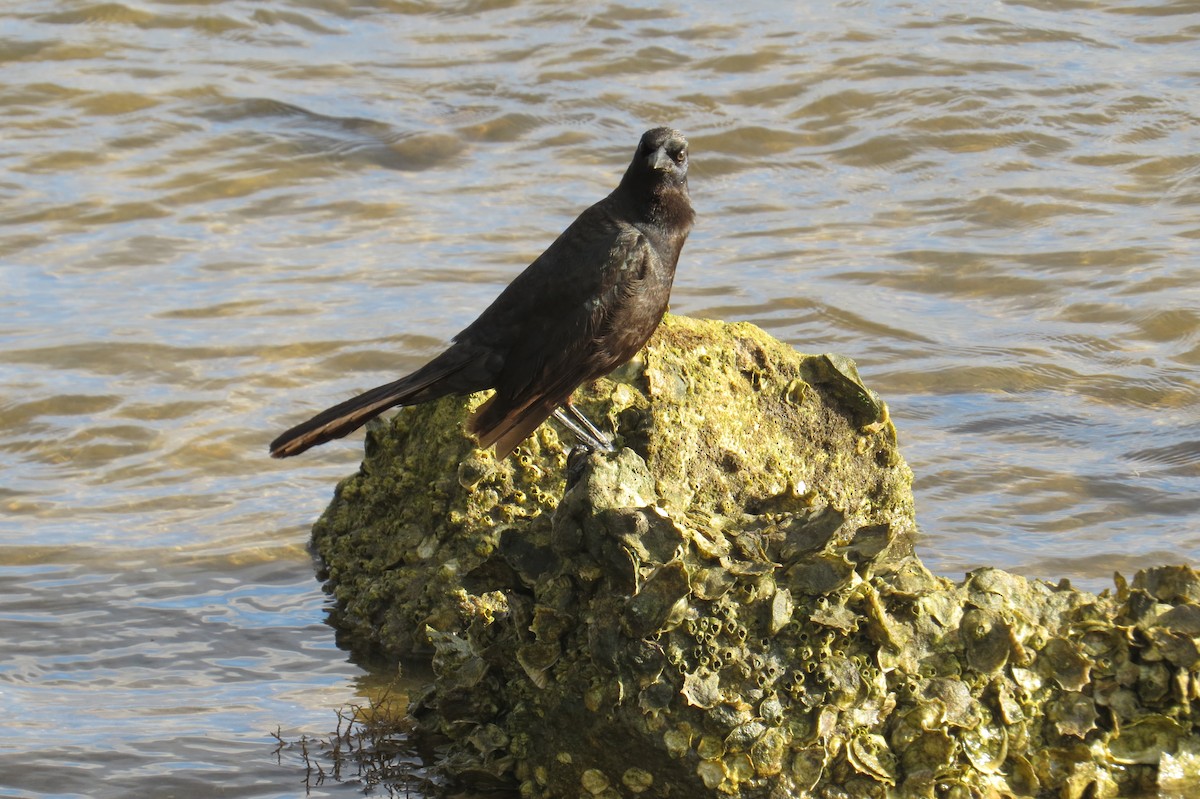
[308,314,1200,797]
[310,314,915,662]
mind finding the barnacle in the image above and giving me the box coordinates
[959,607,1012,674]
[749,728,788,776]
[1040,637,1092,692]
[790,745,828,792]
[960,714,1007,773]
[696,734,724,761]
[681,670,722,710]
[622,767,654,793]
[1049,692,1099,738]
[695,760,724,790]
[806,353,888,429]
[759,694,784,726]
[579,768,609,794]
[1109,715,1187,764]
[847,732,897,786]
[662,724,693,759]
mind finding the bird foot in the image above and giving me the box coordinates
[552,405,615,453]
[565,444,595,486]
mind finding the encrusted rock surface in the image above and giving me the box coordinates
[309,314,1200,797]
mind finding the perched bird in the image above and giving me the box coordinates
[270,127,694,460]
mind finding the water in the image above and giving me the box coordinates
[2,0,1198,795]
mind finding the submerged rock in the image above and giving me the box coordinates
[309,314,1200,797]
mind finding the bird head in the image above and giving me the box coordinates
[615,127,694,230]
[633,127,689,189]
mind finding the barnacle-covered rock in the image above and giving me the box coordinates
[310,314,1200,797]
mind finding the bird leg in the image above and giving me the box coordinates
[552,400,615,453]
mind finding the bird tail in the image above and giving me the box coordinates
[469,393,560,460]
[269,357,472,458]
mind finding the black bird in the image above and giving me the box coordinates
[270,127,694,460]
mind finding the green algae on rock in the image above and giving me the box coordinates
[309,314,1200,797]
[310,314,912,662]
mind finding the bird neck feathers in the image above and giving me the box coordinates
[614,177,694,234]
[646,183,695,233]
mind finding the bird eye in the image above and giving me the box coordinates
[673,149,686,164]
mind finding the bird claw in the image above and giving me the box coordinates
[565,444,594,486]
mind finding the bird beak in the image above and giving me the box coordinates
[651,148,674,172]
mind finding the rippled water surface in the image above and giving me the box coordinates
[2,0,1198,795]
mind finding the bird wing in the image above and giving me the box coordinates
[469,225,659,456]
[453,196,632,343]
